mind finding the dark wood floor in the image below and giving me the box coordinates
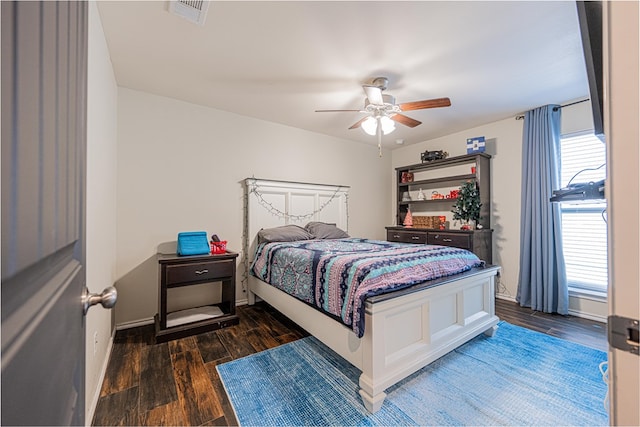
[92,299,607,426]
[494,299,607,352]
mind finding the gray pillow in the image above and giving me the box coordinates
[257,225,313,245]
[305,222,350,239]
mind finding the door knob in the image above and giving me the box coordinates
[82,286,117,315]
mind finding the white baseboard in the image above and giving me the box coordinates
[496,293,517,302]
[86,328,115,426]
[567,309,607,323]
[496,293,607,323]
[116,317,154,330]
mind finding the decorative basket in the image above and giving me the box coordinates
[412,216,443,229]
[210,240,227,254]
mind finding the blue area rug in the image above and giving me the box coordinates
[217,322,608,426]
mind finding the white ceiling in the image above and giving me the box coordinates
[97,1,589,149]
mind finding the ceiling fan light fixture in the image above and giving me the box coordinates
[361,115,396,136]
[380,116,396,135]
[361,116,378,135]
[316,76,451,142]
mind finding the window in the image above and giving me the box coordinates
[559,132,608,295]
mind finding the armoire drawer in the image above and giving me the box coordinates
[386,230,428,244]
[427,232,471,250]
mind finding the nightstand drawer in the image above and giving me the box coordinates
[427,232,471,249]
[165,259,233,286]
[387,230,427,244]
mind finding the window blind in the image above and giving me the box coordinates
[559,133,608,293]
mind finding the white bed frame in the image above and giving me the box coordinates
[244,179,500,413]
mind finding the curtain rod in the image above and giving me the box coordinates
[515,98,590,120]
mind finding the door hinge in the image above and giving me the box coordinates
[608,315,639,355]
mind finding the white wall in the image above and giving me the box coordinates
[115,88,391,326]
[391,102,607,320]
[86,1,118,423]
[561,99,595,135]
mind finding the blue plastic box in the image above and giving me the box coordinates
[177,231,210,256]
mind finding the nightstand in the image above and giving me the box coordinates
[155,251,239,343]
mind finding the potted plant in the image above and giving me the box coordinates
[451,181,482,230]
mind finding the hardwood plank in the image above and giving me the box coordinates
[246,325,281,352]
[171,349,223,426]
[136,324,157,346]
[92,386,139,426]
[275,331,305,345]
[197,331,230,364]
[99,329,141,396]
[139,343,178,411]
[236,306,260,330]
[139,400,187,427]
[255,309,297,338]
[217,326,256,359]
[547,328,608,352]
[205,358,237,427]
[238,303,266,320]
[169,336,198,355]
[204,415,232,426]
[239,302,295,336]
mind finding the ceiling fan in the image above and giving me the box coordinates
[315,77,451,156]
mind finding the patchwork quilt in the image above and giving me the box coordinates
[251,238,483,337]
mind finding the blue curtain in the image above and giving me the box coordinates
[516,105,568,314]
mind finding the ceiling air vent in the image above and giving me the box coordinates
[168,0,210,26]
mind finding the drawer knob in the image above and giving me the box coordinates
[195,269,209,275]
[393,234,400,238]
[443,238,453,242]
[412,236,420,240]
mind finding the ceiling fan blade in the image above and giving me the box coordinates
[391,114,422,128]
[348,117,369,130]
[399,97,451,111]
[315,109,361,112]
[363,85,384,105]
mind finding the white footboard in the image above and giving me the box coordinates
[248,265,500,413]
[358,266,500,412]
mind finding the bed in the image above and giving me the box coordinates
[244,178,500,413]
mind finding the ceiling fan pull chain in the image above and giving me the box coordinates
[377,117,383,157]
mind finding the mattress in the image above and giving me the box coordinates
[251,238,483,337]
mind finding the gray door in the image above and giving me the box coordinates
[1,2,88,425]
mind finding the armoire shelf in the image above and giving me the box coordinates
[390,153,493,263]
